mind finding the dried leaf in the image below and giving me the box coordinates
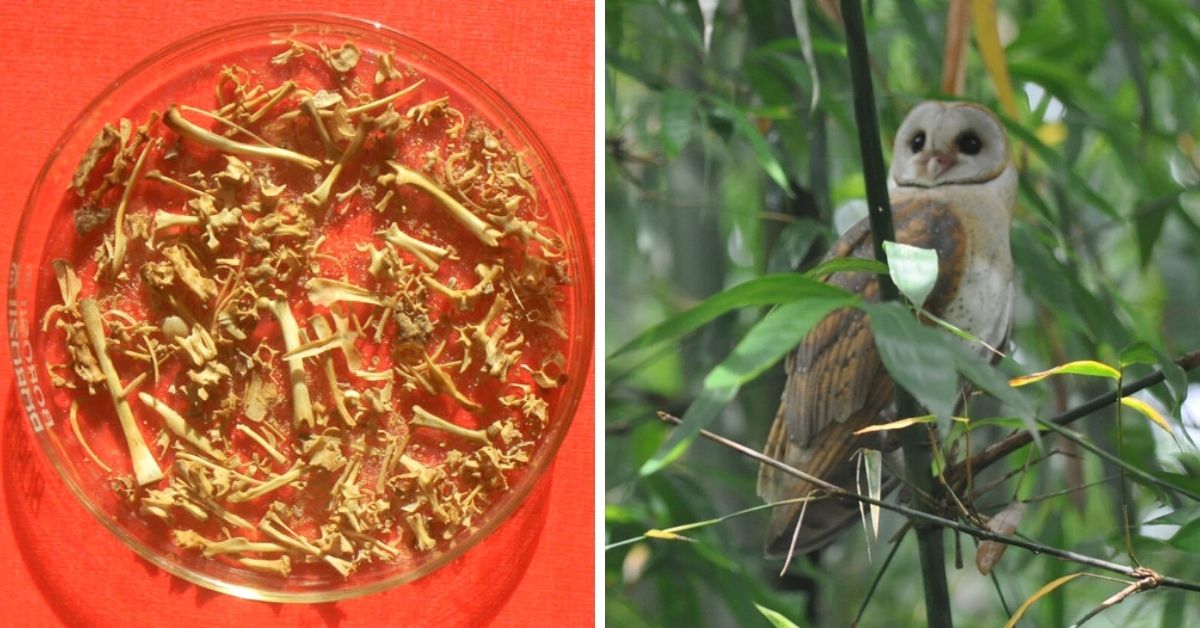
[971,0,1019,118]
[1121,396,1173,434]
[976,501,1025,575]
[1004,573,1082,628]
[853,415,938,435]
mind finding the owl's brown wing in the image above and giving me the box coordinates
[757,197,967,556]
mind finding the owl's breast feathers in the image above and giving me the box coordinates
[757,197,987,557]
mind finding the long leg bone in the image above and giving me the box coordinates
[80,299,163,486]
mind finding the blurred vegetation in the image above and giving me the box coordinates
[604,0,1200,626]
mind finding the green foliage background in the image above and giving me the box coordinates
[604,1,1200,626]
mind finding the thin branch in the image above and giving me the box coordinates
[989,570,1013,618]
[603,495,821,551]
[970,448,1073,501]
[852,527,909,628]
[1005,474,1121,507]
[951,349,1200,497]
[656,413,1200,594]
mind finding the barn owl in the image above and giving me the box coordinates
[757,101,1017,557]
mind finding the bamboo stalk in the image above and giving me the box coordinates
[840,1,953,625]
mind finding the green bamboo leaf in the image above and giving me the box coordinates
[1158,351,1189,417]
[639,386,738,476]
[803,257,888,279]
[953,349,1036,433]
[788,0,820,109]
[883,241,938,309]
[895,0,938,76]
[1007,59,1106,114]
[610,274,853,358]
[809,37,848,58]
[1116,342,1189,433]
[605,46,666,91]
[1135,200,1173,269]
[604,503,647,525]
[1001,117,1120,219]
[1101,0,1153,132]
[965,416,1030,432]
[1147,504,1200,526]
[1163,590,1186,628]
[1152,471,1200,498]
[756,604,802,628]
[660,88,697,159]
[703,296,850,389]
[767,219,823,273]
[1142,0,1200,66]
[1169,519,1200,553]
[709,98,792,193]
[652,0,704,51]
[1009,360,1121,387]
[1119,341,1158,367]
[605,1,624,49]
[864,302,1033,435]
[863,302,960,422]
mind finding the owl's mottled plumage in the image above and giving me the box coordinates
[758,102,1016,557]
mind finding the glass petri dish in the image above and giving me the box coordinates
[8,13,591,603]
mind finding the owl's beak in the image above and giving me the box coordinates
[925,151,958,179]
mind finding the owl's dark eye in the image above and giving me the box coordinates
[958,131,983,155]
[909,131,926,153]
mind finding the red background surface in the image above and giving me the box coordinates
[0,1,594,626]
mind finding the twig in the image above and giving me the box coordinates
[852,527,909,627]
[977,475,1121,512]
[970,448,1071,500]
[656,413,1200,593]
[603,495,822,552]
[989,570,1013,618]
[1070,569,1164,627]
[1021,475,1122,504]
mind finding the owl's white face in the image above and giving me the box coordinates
[890,101,1011,188]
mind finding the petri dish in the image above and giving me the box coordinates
[7,13,591,603]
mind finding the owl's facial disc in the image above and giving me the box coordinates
[890,102,1010,188]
